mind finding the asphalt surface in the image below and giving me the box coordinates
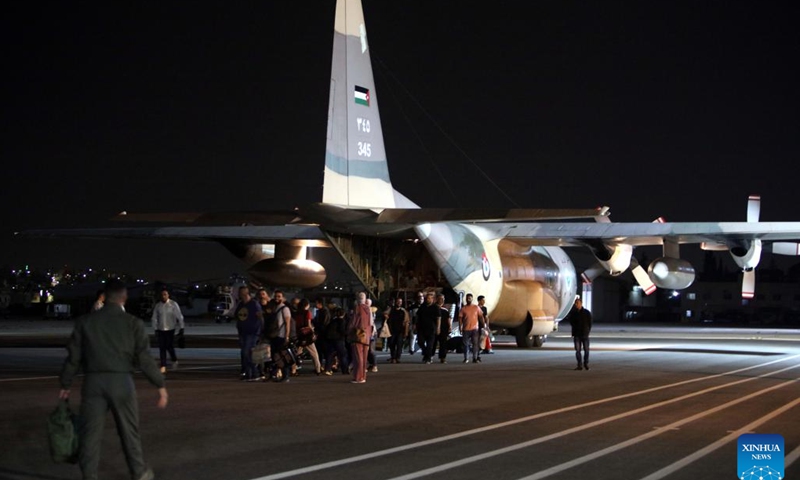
[2,322,800,480]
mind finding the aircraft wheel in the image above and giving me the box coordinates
[514,315,535,348]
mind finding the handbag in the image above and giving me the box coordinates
[251,343,270,364]
[296,326,316,347]
[47,400,78,464]
[379,320,391,339]
[348,327,369,345]
[176,331,186,349]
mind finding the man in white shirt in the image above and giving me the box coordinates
[269,290,293,382]
[151,289,185,373]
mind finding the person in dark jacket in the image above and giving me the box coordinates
[234,286,263,381]
[324,307,350,375]
[415,292,441,364]
[568,297,592,370]
[314,298,330,368]
[58,279,166,480]
[385,297,409,363]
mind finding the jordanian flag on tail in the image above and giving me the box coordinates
[354,85,370,106]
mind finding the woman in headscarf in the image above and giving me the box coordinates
[347,292,372,384]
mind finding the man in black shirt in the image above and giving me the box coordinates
[435,294,452,363]
[415,292,441,364]
[568,297,592,370]
[385,297,409,363]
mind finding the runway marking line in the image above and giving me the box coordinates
[514,377,800,480]
[637,395,800,480]
[386,362,800,480]
[0,364,238,382]
[249,354,800,480]
[786,443,800,469]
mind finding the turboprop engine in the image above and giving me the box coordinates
[221,241,327,288]
[646,257,696,290]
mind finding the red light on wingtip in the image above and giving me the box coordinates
[644,285,657,295]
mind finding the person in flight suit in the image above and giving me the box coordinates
[59,279,167,480]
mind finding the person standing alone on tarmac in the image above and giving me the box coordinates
[59,279,167,480]
[233,286,263,381]
[151,288,184,374]
[568,297,592,370]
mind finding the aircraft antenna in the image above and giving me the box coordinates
[373,53,521,208]
[373,58,462,207]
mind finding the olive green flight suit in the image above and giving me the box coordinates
[60,304,164,480]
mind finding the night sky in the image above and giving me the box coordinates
[2,1,799,281]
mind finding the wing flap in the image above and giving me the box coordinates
[489,221,800,246]
[376,207,608,224]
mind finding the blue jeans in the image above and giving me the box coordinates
[574,336,590,366]
[463,329,480,361]
[239,334,259,379]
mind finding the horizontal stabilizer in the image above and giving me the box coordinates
[17,225,326,244]
[112,210,301,226]
[376,207,609,224]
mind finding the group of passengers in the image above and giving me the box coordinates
[233,286,495,384]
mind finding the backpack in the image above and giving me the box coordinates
[264,304,286,339]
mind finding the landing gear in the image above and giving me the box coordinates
[514,315,545,348]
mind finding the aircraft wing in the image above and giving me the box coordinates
[375,207,609,224]
[489,221,800,247]
[110,210,301,225]
[18,225,326,244]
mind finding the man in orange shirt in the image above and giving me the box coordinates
[458,293,485,363]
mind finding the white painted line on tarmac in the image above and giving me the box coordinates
[0,364,238,382]
[387,363,800,480]
[786,443,800,468]
[0,375,59,382]
[515,379,800,480]
[638,396,800,480]
[250,355,800,480]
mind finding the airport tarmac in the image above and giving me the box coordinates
[2,323,800,480]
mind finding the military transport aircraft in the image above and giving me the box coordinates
[21,0,800,348]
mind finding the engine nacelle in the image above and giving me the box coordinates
[730,239,762,271]
[591,243,632,276]
[647,257,695,290]
[248,259,326,289]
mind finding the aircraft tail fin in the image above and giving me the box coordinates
[322,0,415,210]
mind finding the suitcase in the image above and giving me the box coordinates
[272,344,298,369]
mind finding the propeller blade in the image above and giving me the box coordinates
[742,270,756,299]
[772,242,800,256]
[581,264,605,284]
[747,195,760,223]
[630,257,657,295]
[631,264,657,295]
